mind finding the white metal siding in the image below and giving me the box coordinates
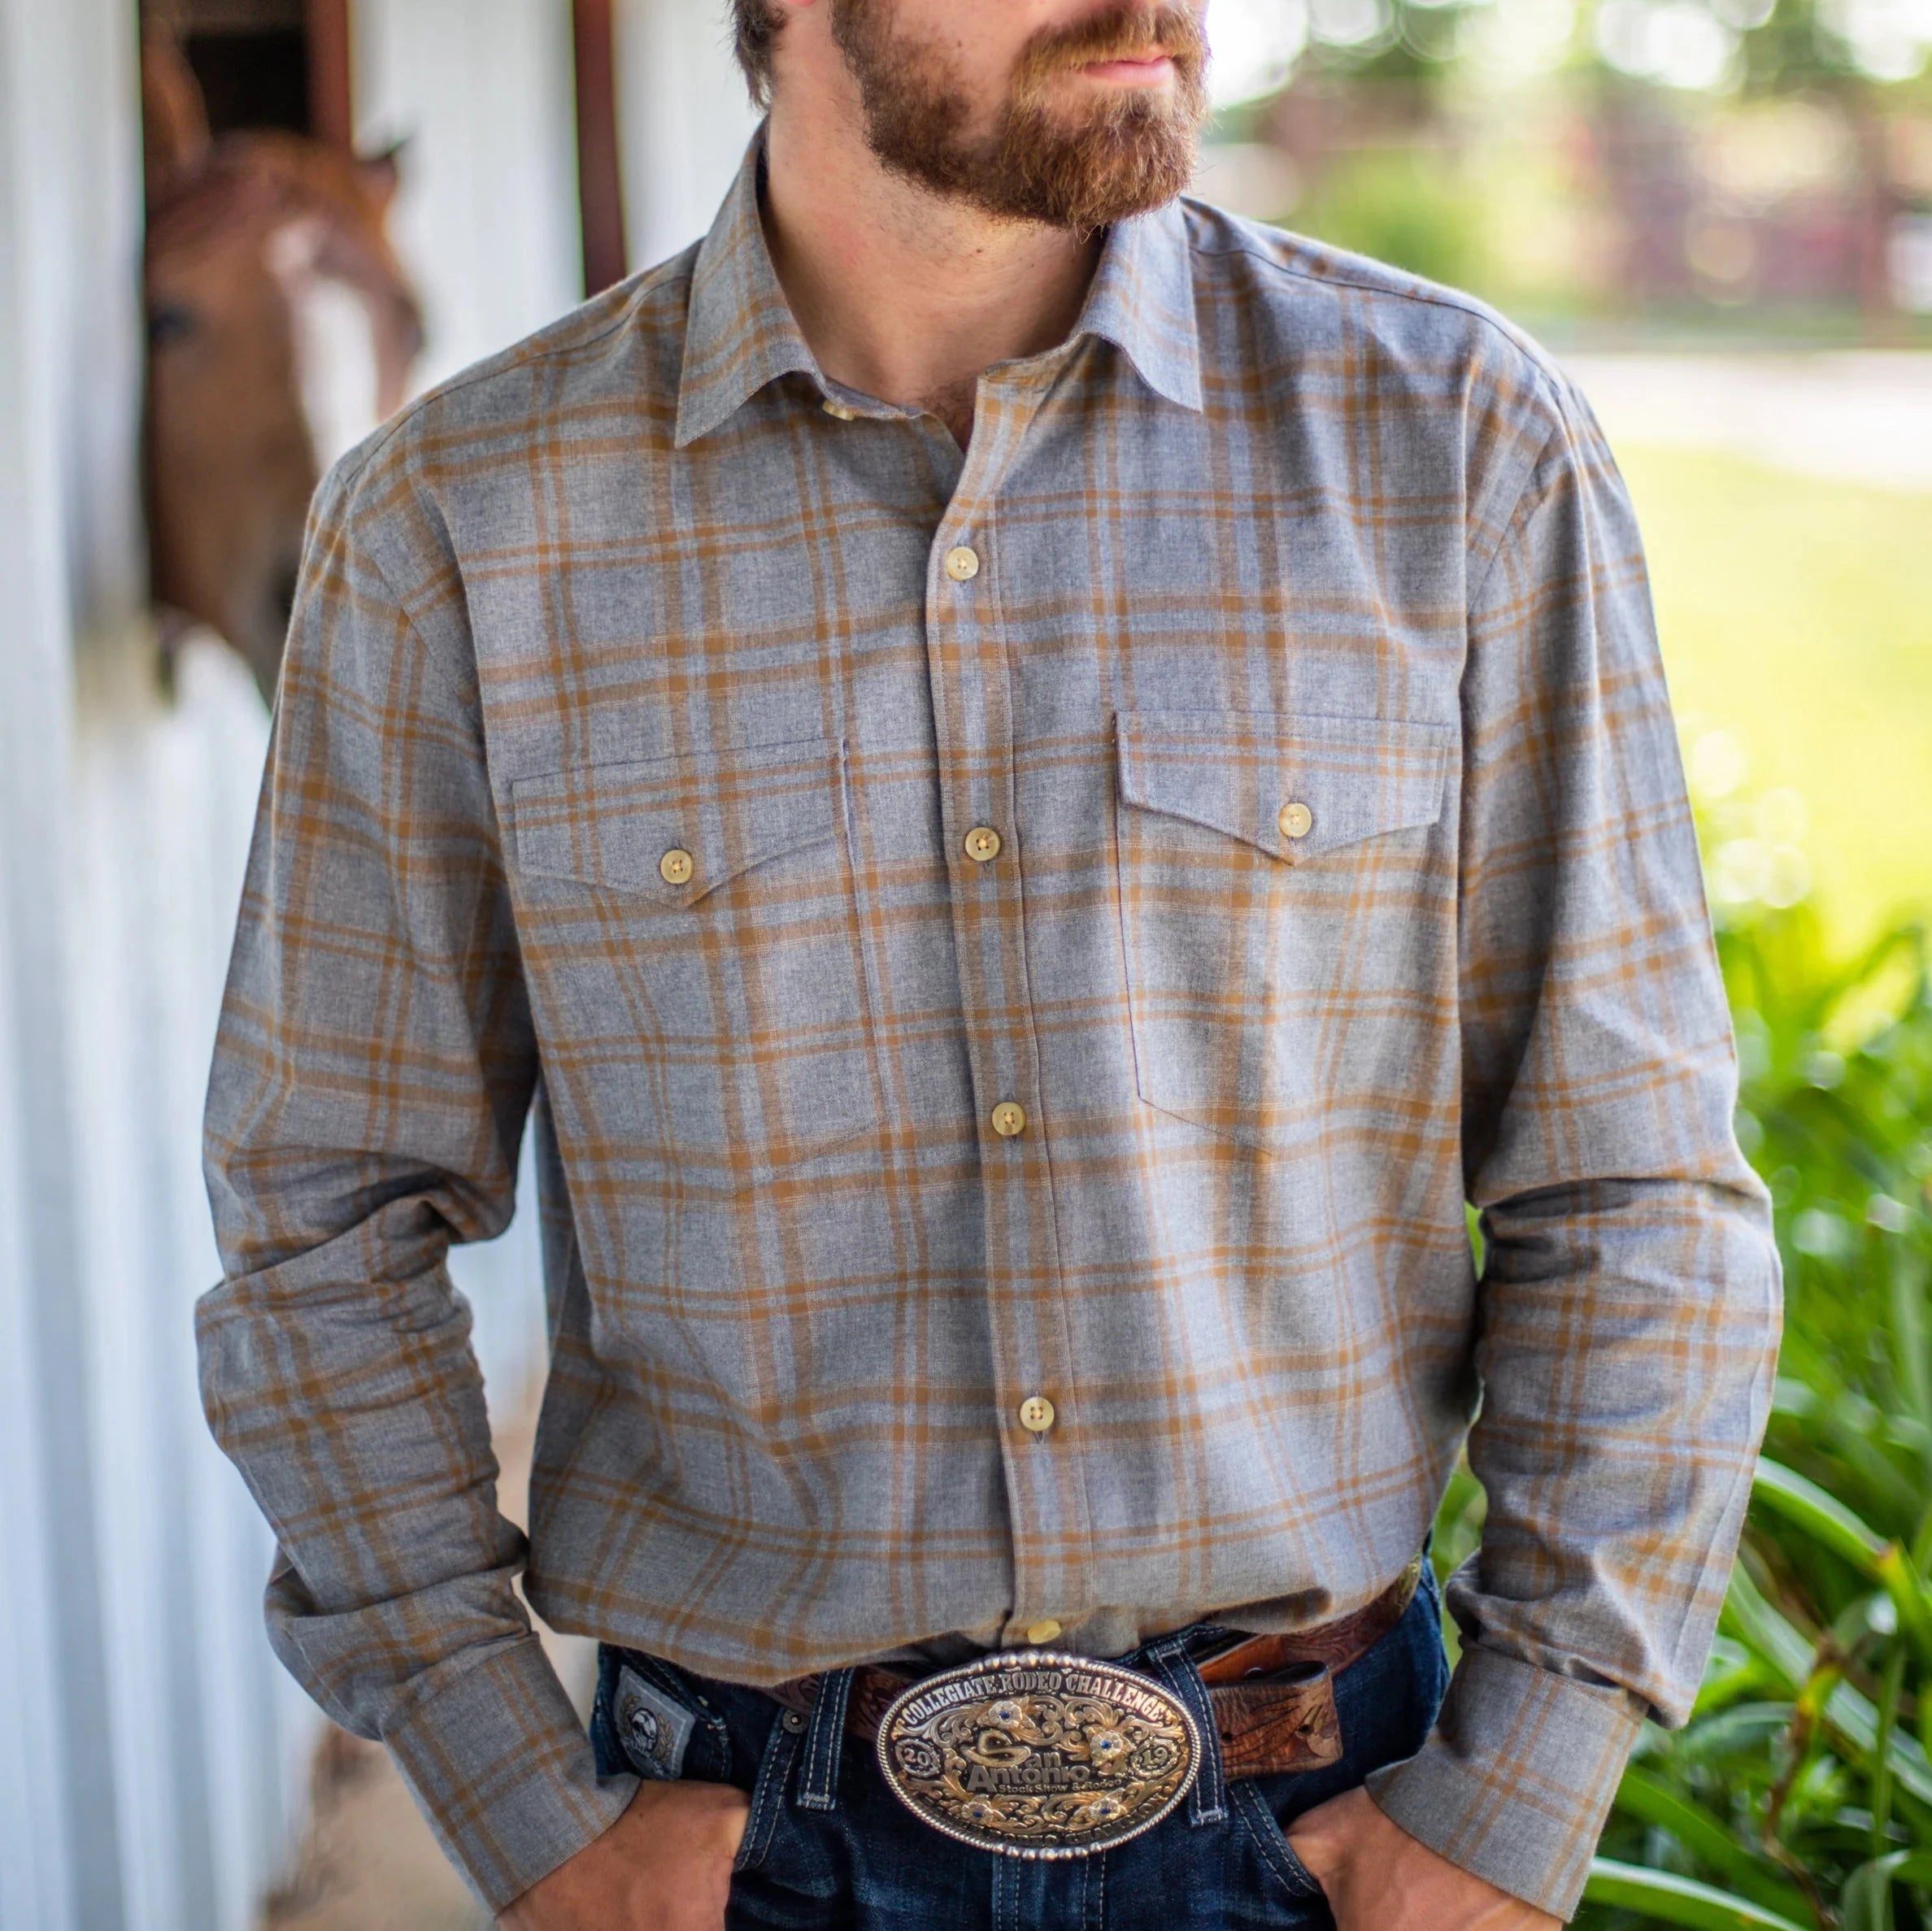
[0,3,746,1923]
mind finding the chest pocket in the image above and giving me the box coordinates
[507,735,878,1193]
[1113,708,1452,1151]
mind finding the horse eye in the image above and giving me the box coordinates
[148,302,197,348]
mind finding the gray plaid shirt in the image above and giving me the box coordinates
[198,130,1781,1917]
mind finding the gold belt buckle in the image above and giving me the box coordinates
[874,1648,1203,1859]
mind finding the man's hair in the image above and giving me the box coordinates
[731,0,785,106]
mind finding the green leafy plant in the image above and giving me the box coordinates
[1436,896,1932,1927]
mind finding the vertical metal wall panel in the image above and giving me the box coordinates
[0,0,130,1920]
[68,636,289,1931]
[353,0,585,390]
[615,0,759,272]
[155,645,312,1931]
[0,0,314,1924]
[0,835,80,1931]
[4,2,657,1922]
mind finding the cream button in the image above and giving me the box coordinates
[1278,801,1314,841]
[1025,1619,1064,1646]
[659,847,694,885]
[944,545,980,582]
[990,1100,1026,1137]
[820,398,857,420]
[964,824,1002,863]
[1018,1394,1055,1433]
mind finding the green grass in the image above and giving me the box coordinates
[1614,443,1932,957]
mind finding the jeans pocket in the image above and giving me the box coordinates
[733,1708,806,1874]
[1231,1778,1329,1903]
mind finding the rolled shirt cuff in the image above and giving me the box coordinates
[1362,1641,1646,1920]
[382,1635,638,1913]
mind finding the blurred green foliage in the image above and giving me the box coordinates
[1433,894,1932,1926]
[1290,146,1494,288]
[1281,0,1932,98]
[1206,0,1932,338]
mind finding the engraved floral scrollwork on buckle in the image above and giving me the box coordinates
[875,1650,1202,1858]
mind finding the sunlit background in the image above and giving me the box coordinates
[1195,0,1932,1011]
[2,0,1928,1927]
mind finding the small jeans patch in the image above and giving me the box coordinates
[615,1664,696,1779]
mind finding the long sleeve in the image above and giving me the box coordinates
[1360,376,1783,1918]
[195,447,636,1912]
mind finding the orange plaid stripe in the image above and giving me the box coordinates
[197,130,1779,1916]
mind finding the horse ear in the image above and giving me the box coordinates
[141,28,211,205]
[356,141,408,207]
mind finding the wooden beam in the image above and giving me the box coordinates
[305,0,352,150]
[572,0,629,296]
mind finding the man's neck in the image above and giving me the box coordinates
[761,100,1103,450]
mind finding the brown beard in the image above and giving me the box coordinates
[828,2,1210,233]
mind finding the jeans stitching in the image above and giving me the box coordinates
[1231,1781,1325,1901]
[1147,1646,1225,1824]
[798,1668,852,1812]
[735,1717,801,1872]
[992,1854,1016,1931]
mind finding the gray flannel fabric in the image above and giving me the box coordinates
[198,128,1781,1917]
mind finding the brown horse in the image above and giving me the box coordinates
[143,34,424,701]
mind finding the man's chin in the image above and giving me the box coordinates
[991,121,1201,229]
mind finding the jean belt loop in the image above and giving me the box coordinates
[1147,1637,1225,1826]
[796,1666,855,1812]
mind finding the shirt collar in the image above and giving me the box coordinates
[673,124,1203,450]
[1065,193,1203,415]
[674,131,821,449]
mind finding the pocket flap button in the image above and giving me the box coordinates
[659,847,695,885]
[1277,801,1313,841]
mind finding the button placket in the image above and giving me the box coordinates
[920,385,1092,1631]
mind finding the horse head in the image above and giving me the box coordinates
[143,33,424,702]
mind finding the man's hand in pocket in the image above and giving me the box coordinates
[499,1778,751,1931]
[1286,1786,1563,1931]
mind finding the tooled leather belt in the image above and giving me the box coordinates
[767,1552,1424,1785]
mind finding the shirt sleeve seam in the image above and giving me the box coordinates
[323,264,694,497]
[337,481,484,726]
[1465,413,1568,612]
[1185,223,1569,398]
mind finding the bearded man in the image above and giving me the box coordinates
[195,2,1781,1927]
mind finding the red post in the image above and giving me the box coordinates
[306,0,354,151]
[572,0,629,296]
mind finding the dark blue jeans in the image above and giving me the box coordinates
[590,1559,1450,1930]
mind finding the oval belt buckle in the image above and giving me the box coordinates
[875,1649,1203,1859]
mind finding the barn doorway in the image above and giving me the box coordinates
[141,0,353,152]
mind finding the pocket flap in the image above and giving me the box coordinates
[509,736,842,907]
[1115,709,1451,864]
